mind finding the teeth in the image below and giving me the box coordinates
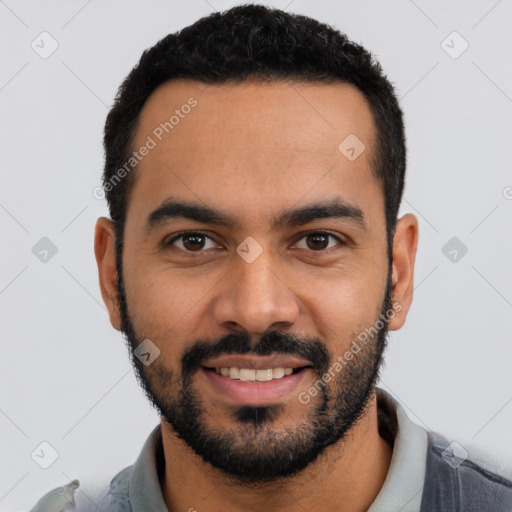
[239,368,255,381]
[256,369,273,381]
[215,367,296,381]
[272,367,285,379]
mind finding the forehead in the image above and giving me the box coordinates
[135,78,376,155]
[127,79,381,231]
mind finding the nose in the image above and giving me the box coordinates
[212,249,300,335]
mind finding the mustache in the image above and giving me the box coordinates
[181,331,331,377]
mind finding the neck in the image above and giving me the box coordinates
[160,392,392,512]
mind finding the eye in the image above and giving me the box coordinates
[294,232,344,252]
[165,231,219,253]
[164,230,346,256]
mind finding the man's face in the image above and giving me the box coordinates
[115,80,395,482]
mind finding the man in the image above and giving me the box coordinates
[30,4,512,511]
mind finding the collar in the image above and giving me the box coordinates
[368,388,428,512]
[108,387,428,511]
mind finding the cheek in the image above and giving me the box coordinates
[125,266,221,338]
[302,268,387,349]
[311,297,377,351]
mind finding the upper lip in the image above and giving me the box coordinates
[201,354,313,371]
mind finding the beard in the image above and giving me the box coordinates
[115,254,393,485]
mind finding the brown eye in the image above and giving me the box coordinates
[306,233,329,250]
[166,232,217,252]
[295,232,343,252]
[182,234,206,251]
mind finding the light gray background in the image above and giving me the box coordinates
[1,0,511,510]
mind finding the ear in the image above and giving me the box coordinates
[387,213,419,331]
[94,217,122,331]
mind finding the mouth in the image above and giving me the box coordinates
[200,364,314,406]
[202,365,312,381]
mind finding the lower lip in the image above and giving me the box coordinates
[200,367,312,406]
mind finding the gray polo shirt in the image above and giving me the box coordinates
[32,388,512,511]
[29,388,430,511]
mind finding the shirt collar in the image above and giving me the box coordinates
[128,421,168,512]
[126,387,428,512]
[368,388,428,512]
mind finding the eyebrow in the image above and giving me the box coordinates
[144,196,366,235]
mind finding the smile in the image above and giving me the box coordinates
[205,366,305,381]
[200,365,312,405]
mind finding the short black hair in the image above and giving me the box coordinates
[102,3,406,263]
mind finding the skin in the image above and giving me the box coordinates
[95,79,418,511]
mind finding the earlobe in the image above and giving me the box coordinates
[387,213,419,331]
[94,217,122,331]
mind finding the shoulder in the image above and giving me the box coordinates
[421,431,512,511]
[29,465,135,512]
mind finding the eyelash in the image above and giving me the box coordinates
[164,230,346,256]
